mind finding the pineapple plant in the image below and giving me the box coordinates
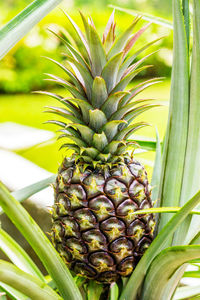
[1,0,200,300]
[45,12,160,283]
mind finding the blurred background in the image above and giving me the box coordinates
[0,0,172,176]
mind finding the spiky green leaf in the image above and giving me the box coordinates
[119,190,200,300]
[91,77,108,108]
[101,91,128,118]
[89,109,107,131]
[92,132,108,151]
[101,52,123,93]
[141,245,200,300]
[102,120,127,141]
[107,16,141,59]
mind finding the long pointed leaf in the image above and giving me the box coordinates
[0,228,44,282]
[119,190,200,300]
[173,0,200,245]
[101,52,123,93]
[0,0,62,59]
[141,245,200,300]
[151,128,162,203]
[0,283,27,300]
[107,16,141,59]
[0,260,61,300]
[91,77,108,108]
[0,183,82,300]
[11,175,56,203]
[109,5,173,29]
[157,0,189,232]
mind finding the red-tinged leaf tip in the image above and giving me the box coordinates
[103,9,115,43]
[123,22,152,58]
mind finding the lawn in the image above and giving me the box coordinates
[0,79,170,175]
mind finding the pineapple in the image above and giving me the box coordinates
[45,12,159,284]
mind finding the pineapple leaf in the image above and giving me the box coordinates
[115,122,149,140]
[102,120,128,142]
[120,51,158,80]
[69,124,94,145]
[89,109,107,131]
[80,147,100,159]
[59,127,82,139]
[102,9,115,43]
[62,43,90,71]
[173,0,200,246]
[66,55,93,101]
[42,56,85,94]
[79,11,90,41]
[67,98,93,123]
[101,52,123,93]
[117,36,164,81]
[141,245,200,300]
[0,283,27,300]
[127,137,157,151]
[48,29,90,71]
[120,190,200,300]
[44,73,86,100]
[107,15,142,59]
[110,5,173,29]
[112,65,152,94]
[88,23,107,76]
[109,283,119,300]
[101,91,128,118]
[59,143,80,153]
[0,228,45,282]
[45,120,67,128]
[11,175,56,203]
[58,133,87,148]
[91,77,108,108]
[158,0,189,233]
[34,91,82,119]
[123,22,151,58]
[151,128,162,204]
[0,183,82,300]
[63,10,90,61]
[118,77,163,108]
[174,285,200,300]
[92,132,108,151]
[0,0,62,60]
[132,207,200,216]
[124,103,160,124]
[0,261,61,300]
[103,22,116,54]
[104,141,125,154]
[45,106,85,124]
[110,100,156,121]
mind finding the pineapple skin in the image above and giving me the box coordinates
[51,155,155,284]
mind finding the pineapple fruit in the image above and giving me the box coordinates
[45,11,159,284]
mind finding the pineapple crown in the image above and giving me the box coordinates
[40,11,161,166]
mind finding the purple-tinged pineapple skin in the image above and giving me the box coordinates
[51,155,155,284]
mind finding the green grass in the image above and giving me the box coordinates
[0,79,170,175]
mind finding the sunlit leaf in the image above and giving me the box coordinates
[0,0,62,59]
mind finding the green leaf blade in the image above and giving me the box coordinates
[141,245,200,300]
[0,0,62,59]
[0,260,61,300]
[119,189,200,300]
[0,228,45,282]
[157,0,189,232]
[0,183,82,300]
[173,0,200,245]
